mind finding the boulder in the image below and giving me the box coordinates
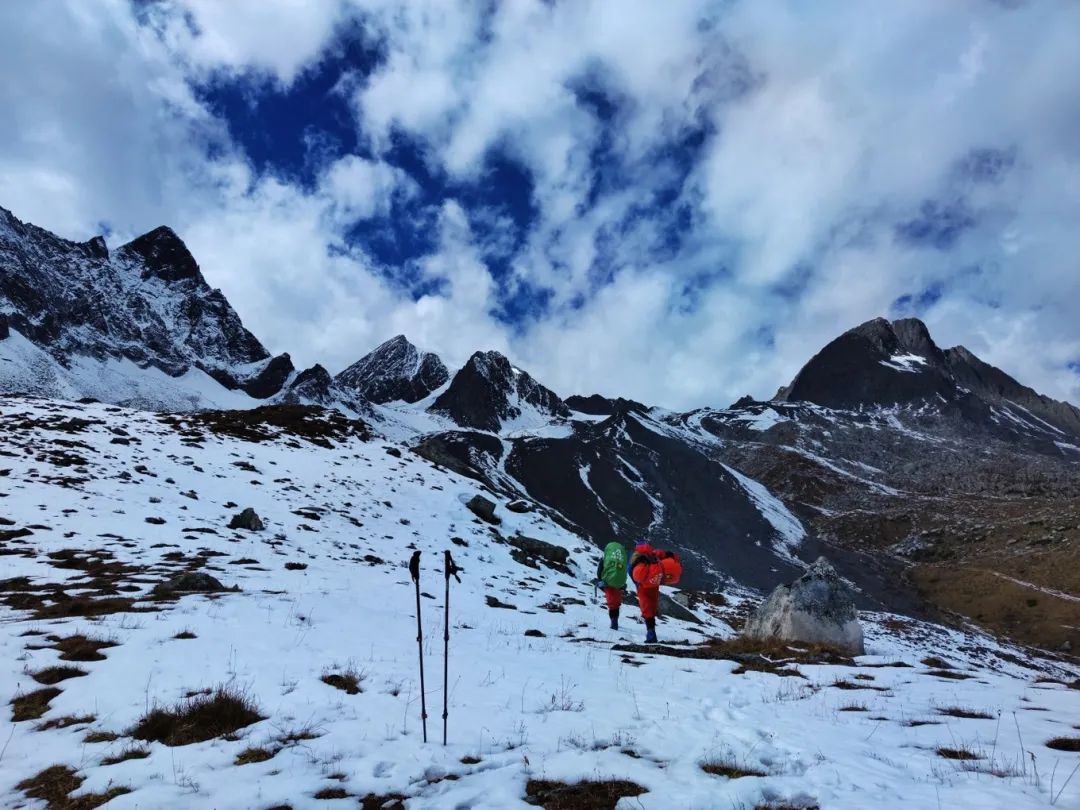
[465,495,501,525]
[153,572,227,596]
[507,534,569,567]
[743,557,865,654]
[228,508,265,531]
[658,592,702,624]
[0,314,8,340]
[505,499,534,514]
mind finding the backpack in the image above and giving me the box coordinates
[631,549,681,588]
[600,542,628,588]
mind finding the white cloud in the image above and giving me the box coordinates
[1,0,1078,410]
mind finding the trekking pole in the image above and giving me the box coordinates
[442,549,461,746]
[409,550,427,743]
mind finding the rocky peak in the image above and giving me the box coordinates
[430,350,569,432]
[119,226,202,283]
[84,235,109,260]
[334,335,449,404]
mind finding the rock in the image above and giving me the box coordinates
[466,495,501,525]
[0,313,8,340]
[507,534,570,569]
[228,508,265,531]
[153,572,227,595]
[385,446,402,458]
[505,499,533,513]
[743,557,865,654]
[658,592,702,624]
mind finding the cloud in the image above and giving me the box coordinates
[1,0,1078,409]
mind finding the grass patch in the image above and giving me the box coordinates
[16,764,131,809]
[359,794,407,810]
[37,715,95,731]
[235,746,276,765]
[524,778,646,809]
[33,596,143,621]
[314,787,350,800]
[924,669,972,680]
[11,687,62,721]
[321,666,364,695]
[839,702,869,712]
[130,685,263,746]
[615,636,847,676]
[83,731,120,743]
[701,759,767,778]
[920,656,954,669]
[100,746,150,766]
[937,746,981,761]
[1046,737,1080,752]
[460,755,482,765]
[830,678,886,691]
[903,719,942,727]
[173,630,197,640]
[50,634,118,662]
[936,706,993,720]
[32,666,88,685]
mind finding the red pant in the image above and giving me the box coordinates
[603,587,623,610]
[637,587,659,620]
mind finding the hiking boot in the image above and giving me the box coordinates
[645,629,657,643]
[610,617,619,631]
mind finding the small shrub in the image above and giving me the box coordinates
[84,731,120,743]
[101,746,150,766]
[701,759,767,778]
[838,702,869,712]
[37,714,95,731]
[173,630,197,640]
[1046,737,1080,752]
[936,706,993,720]
[16,764,131,809]
[11,687,62,721]
[937,746,981,761]
[284,562,308,571]
[32,666,88,685]
[321,666,364,695]
[130,686,263,746]
[524,778,646,809]
[235,746,276,765]
[314,787,349,799]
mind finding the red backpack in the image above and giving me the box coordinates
[631,549,681,588]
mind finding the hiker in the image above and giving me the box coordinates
[595,542,628,630]
[628,541,682,643]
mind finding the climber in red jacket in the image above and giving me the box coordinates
[628,541,682,643]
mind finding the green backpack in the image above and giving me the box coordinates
[600,542,628,588]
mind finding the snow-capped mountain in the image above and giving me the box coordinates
[0,205,294,409]
[429,350,571,432]
[335,335,449,404]
[1,204,1077,652]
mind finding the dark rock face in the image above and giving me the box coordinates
[777,316,1080,440]
[281,365,335,405]
[431,351,571,432]
[0,205,279,399]
[0,313,8,341]
[466,494,501,525]
[244,354,295,399]
[228,508,264,532]
[565,394,649,416]
[335,335,449,404]
[744,557,865,654]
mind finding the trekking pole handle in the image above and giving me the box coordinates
[444,549,461,583]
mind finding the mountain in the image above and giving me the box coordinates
[429,350,571,432]
[776,317,1080,442]
[0,205,293,409]
[334,334,448,404]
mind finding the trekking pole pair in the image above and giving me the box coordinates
[408,549,462,746]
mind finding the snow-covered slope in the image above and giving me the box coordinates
[1,395,1076,809]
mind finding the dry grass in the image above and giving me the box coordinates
[936,706,993,720]
[314,787,350,800]
[235,746,276,765]
[924,669,972,680]
[16,764,131,809]
[321,666,364,695]
[11,687,62,721]
[359,794,407,810]
[701,759,767,778]
[524,779,646,809]
[173,630,197,640]
[130,686,263,746]
[1046,736,1080,752]
[50,634,118,662]
[83,731,120,744]
[937,746,981,761]
[32,666,88,685]
[100,746,150,766]
[37,715,95,731]
[839,702,869,712]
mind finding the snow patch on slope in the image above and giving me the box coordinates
[722,463,806,559]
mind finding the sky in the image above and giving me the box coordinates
[1,0,1078,410]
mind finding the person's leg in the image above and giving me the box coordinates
[639,588,659,642]
[603,587,622,629]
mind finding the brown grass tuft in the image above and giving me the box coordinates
[936,706,993,720]
[235,746,276,765]
[37,715,96,731]
[16,764,131,809]
[314,787,349,800]
[524,778,646,809]
[100,746,150,766]
[321,666,364,695]
[11,687,62,721]
[50,634,118,662]
[32,666,88,685]
[701,760,768,778]
[1046,736,1080,752]
[130,686,263,746]
[937,746,981,761]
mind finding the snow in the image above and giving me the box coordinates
[734,407,786,431]
[0,395,1077,810]
[722,464,806,559]
[879,353,928,373]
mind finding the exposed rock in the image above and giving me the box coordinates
[334,335,449,404]
[242,353,295,399]
[228,508,265,532]
[505,499,533,513]
[153,572,227,595]
[743,557,865,654]
[465,495,500,525]
[0,313,8,340]
[658,592,702,624]
[507,534,570,573]
[565,394,649,416]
